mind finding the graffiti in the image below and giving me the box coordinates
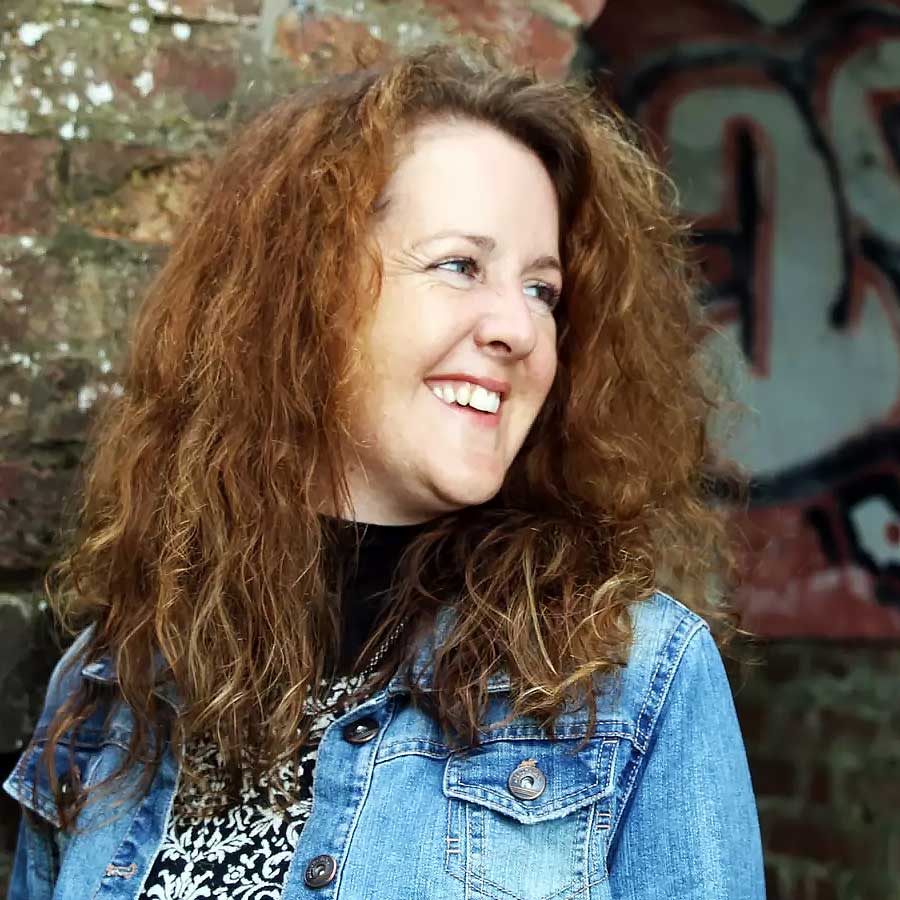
[588,0,900,634]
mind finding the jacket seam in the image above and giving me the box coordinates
[113,744,181,900]
[606,614,708,862]
[327,695,399,897]
[634,613,706,752]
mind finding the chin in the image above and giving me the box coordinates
[437,476,503,512]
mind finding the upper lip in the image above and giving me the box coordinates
[425,373,511,399]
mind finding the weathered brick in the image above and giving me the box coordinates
[65,142,180,204]
[763,647,804,683]
[808,876,838,900]
[29,355,119,443]
[153,43,239,119]
[736,700,766,746]
[807,765,831,805]
[764,865,783,900]
[855,765,900,814]
[0,461,77,570]
[0,592,58,752]
[764,815,880,868]
[0,135,59,235]
[0,232,166,555]
[518,14,575,79]
[274,11,392,76]
[736,641,900,897]
[424,0,577,78]
[1,4,240,150]
[69,151,211,244]
[770,706,821,750]
[149,0,258,23]
[818,710,881,743]
[0,232,157,353]
[751,757,797,798]
[61,0,261,22]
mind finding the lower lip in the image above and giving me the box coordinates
[430,391,501,429]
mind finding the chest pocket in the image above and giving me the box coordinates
[443,733,618,900]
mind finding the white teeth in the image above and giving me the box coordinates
[430,381,501,414]
[469,386,492,412]
[469,386,501,413]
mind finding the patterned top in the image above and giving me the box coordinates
[137,519,427,900]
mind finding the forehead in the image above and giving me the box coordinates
[376,118,560,245]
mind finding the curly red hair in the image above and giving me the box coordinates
[41,44,742,825]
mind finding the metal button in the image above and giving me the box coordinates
[508,759,546,801]
[58,773,74,799]
[304,854,337,888]
[58,771,79,807]
[342,716,379,744]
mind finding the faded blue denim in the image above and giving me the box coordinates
[5,591,766,899]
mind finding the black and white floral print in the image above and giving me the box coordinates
[140,671,370,900]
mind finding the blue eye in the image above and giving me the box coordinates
[432,258,562,312]
[524,282,562,311]
[434,257,480,277]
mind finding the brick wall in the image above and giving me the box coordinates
[729,645,900,899]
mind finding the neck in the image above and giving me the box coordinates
[317,503,444,528]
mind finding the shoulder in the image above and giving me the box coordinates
[603,590,728,753]
[2,625,111,827]
[31,625,99,738]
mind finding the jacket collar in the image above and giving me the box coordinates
[385,604,512,696]
[80,605,512,713]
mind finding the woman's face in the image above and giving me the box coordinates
[344,118,561,524]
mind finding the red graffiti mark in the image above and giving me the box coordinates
[589,0,775,72]
[586,3,900,635]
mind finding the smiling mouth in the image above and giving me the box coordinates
[428,381,502,414]
[427,386,503,429]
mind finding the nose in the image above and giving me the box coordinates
[472,283,539,360]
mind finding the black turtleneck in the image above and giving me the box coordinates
[323,517,430,674]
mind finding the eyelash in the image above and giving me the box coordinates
[432,256,562,311]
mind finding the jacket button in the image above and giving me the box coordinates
[59,772,74,798]
[508,759,546,801]
[342,716,379,744]
[304,854,337,888]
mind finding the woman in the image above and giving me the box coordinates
[5,45,765,899]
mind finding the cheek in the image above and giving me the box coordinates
[368,285,460,368]
[359,308,420,389]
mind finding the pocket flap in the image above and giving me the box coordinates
[443,735,618,824]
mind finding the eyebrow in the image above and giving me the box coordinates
[412,231,562,275]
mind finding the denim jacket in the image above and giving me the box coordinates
[5,591,765,899]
